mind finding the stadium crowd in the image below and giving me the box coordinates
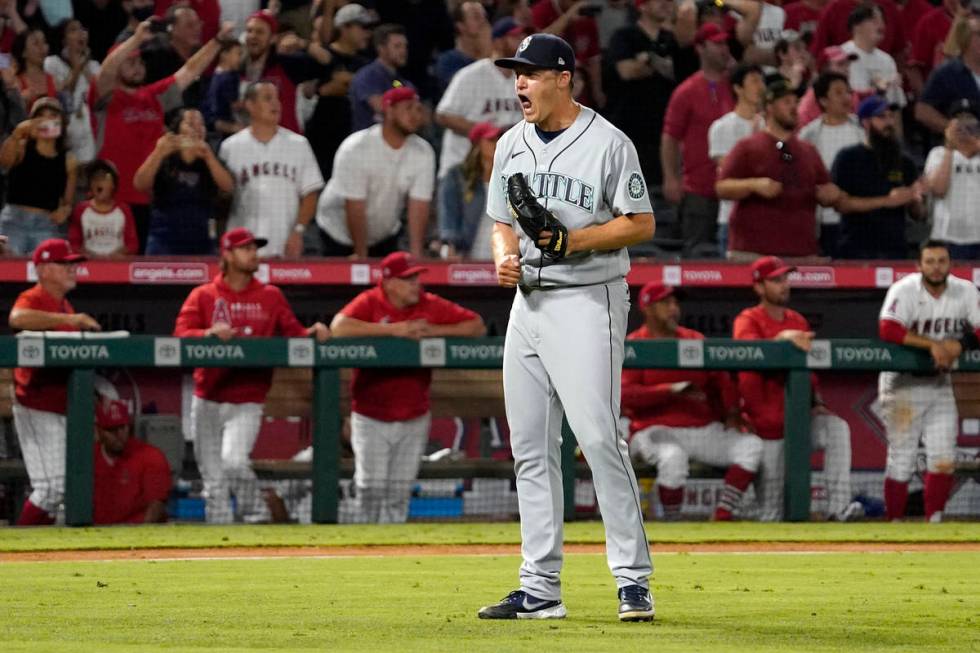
[3,0,978,527]
[0,0,976,262]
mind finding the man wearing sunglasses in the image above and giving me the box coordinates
[716,78,842,260]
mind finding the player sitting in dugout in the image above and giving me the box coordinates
[92,398,172,525]
[622,283,764,521]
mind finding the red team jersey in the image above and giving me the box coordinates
[622,325,739,435]
[338,286,479,422]
[89,76,178,206]
[11,285,80,414]
[733,305,821,440]
[174,275,308,403]
[93,438,172,525]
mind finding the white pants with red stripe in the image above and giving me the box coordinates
[755,413,853,521]
[12,403,66,514]
[350,411,431,523]
[628,422,763,488]
[878,377,957,481]
[190,396,265,524]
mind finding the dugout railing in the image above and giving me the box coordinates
[0,335,971,526]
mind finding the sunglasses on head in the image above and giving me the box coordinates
[776,140,793,163]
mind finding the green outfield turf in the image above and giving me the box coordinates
[1,551,977,653]
[1,521,979,552]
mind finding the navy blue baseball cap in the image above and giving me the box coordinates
[494,33,575,74]
[857,95,899,120]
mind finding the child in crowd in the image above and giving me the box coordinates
[68,159,138,258]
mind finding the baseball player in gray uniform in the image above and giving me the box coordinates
[477,33,656,622]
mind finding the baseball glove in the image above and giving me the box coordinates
[507,173,568,261]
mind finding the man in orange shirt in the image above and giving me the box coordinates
[8,239,101,525]
[734,256,861,521]
[92,397,171,525]
[623,283,763,521]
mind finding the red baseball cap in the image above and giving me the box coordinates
[380,251,427,280]
[220,227,268,252]
[750,256,796,282]
[816,45,858,70]
[96,399,130,429]
[248,10,279,34]
[382,85,418,109]
[468,122,505,144]
[32,239,85,265]
[638,282,683,309]
[695,23,729,45]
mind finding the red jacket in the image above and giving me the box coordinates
[622,325,740,435]
[174,275,308,404]
[11,285,79,414]
[93,438,172,525]
[338,286,479,422]
[733,305,820,440]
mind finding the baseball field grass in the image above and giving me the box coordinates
[1,523,978,653]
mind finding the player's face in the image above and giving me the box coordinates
[246,84,281,125]
[96,424,129,456]
[760,274,791,306]
[39,261,78,293]
[244,18,273,59]
[226,243,260,274]
[918,247,951,287]
[514,66,569,125]
[647,296,681,333]
[384,274,422,307]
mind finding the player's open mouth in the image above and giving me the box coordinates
[518,94,532,111]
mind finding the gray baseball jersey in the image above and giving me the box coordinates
[490,106,654,604]
[486,107,653,288]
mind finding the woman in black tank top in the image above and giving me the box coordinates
[0,97,77,255]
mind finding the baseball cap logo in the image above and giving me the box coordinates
[518,36,531,52]
[557,57,565,65]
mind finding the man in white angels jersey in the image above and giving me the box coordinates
[435,16,527,179]
[219,81,324,258]
[877,239,980,521]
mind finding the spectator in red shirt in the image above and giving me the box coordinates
[661,22,735,257]
[716,79,840,259]
[173,227,330,523]
[92,398,172,525]
[330,251,486,523]
[69,159,139,258]
[0,0,27,53]
[908,0,962,96]
[809,0,905,59]
[733,256,859,521]
[8,239,100,526]
[622,283,763,521]
[90,19,230,254]
[530,0,605,108]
